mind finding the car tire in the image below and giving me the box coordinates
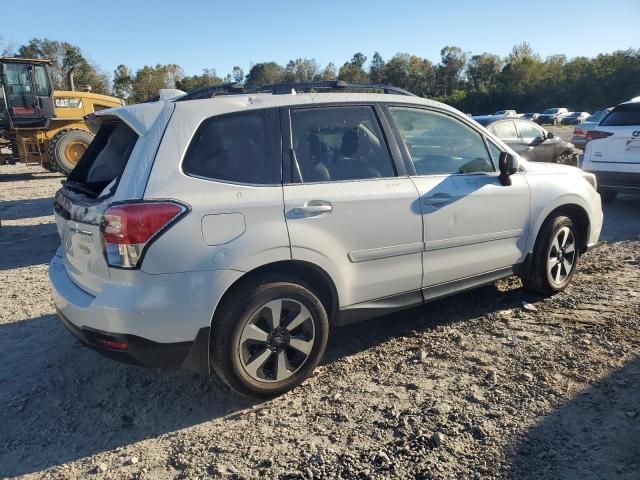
[522,215,579,296]
[557,150,577,166]
[599,189,618,204]
[210,275,329,399]
[49,129,94,175]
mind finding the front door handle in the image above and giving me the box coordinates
[293,201,333,216]
[423,193,453,206]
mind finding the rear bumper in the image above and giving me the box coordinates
[48,251,242,375]
[587,170,640,193]
[56,306,209,373]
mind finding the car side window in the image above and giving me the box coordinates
[290,106,396,182]
[389,107,494,175]
[517,121,543,139]
[182,109,280,184]
[490,120,518,139]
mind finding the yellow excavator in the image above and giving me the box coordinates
[0,57,124,174]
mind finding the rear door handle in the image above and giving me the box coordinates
[423,193,453,206]
[293,202,332,216]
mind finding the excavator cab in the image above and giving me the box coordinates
[0,58,54,130]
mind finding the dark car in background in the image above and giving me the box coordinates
[571,108,613,149]
[562,111,591,125]
[473,116,578,165]
[536,107,569,125]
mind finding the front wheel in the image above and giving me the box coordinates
[210,277,329,399]
[522,215,579,296]
[557,150,577,166]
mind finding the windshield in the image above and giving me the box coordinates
[543,108,560,114]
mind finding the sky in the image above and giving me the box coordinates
[2,0,639,79]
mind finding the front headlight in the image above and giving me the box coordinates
[582,172,597,190]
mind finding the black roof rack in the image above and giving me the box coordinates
[174,80,416,102]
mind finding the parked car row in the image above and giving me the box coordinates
[482,109,591,126]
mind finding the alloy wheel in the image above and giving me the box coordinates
[547,226,576,286]
[238,298,315,383]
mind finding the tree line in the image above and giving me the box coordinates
[4,38,639,114]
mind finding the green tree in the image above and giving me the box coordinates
[177,68,223,92]
[17,38,110,94]
[284,58,319,82]
[338,52,369,83]
[130,64,184,103]
[320,63,337,80]
[245,62,285,85]
[112,64,133,101]
[369,52,385,83]
[466,53,502,92]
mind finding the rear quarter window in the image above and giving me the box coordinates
[600,103,640,126]
[182,109,281,185]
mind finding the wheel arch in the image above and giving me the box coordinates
[531,202,591,254]
[211,260,340,330]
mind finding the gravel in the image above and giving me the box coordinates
[1,163,639,479]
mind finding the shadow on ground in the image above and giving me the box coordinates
[0,197,55,221]
[0,170,62,183]
[0,223,59,270]
[509,356,640,479]
[600,194,640,242]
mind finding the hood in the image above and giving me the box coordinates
[521,159,579,175]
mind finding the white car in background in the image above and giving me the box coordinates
[582,97,640,203]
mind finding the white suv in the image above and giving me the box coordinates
[49,81,603,398]
[582,97,640,203]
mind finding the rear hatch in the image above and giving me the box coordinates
[591,102,640,169]
[53,119,140,295]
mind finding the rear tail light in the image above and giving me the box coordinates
[586,130,613,143]
[101,201,188,268]
[573,128,585,137]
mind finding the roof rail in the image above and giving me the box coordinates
[174,80,416,102]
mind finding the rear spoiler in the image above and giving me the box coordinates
[85,100,172,137]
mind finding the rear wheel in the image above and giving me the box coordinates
[49,129,94,175]
[210,276,329,399]
[522,215,579,296]
[599,189,618,204]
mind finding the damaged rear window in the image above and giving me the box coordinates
[66,120,139,197]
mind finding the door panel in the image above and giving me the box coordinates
[385,106,531,288]
[284,179,423,306]
[411,173,530,286]
[283,105,423,307]
[515,120,554,162]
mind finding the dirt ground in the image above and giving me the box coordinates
[0,162,639,480]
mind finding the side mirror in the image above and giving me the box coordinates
[498,152,519,186]
[546,131,555,139]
